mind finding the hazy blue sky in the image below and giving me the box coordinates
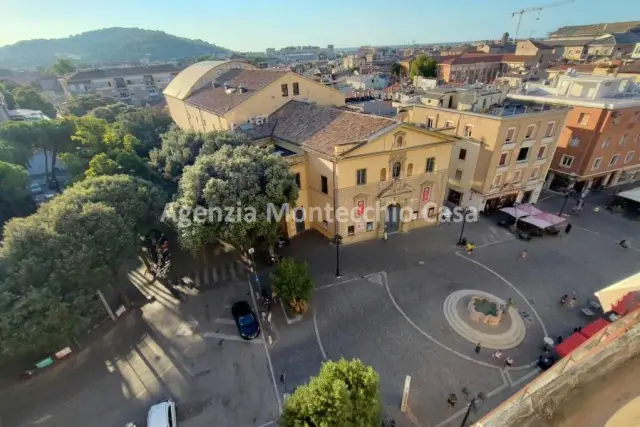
[1,0,637,50]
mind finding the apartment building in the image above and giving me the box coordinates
[403,92,570,212]
[59,64,182,106]
[509,74,640,192]
[163,60,455,244]
[437,55,504,85]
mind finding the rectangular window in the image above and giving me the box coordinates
[454,169,463,181]
[293,82,300,96]
[592,158,602,170]
[356,168,367,185]
[425,157,436,172]
[281,84,289,97]
[577,113,590,125]
[625,151,634,163]
[530,167,540,180]
[609,154,619,166]
[525,124,536,140]
[492,174,502,188]
[537,146,546,159]
[427,117,435,128]
[499,152,509,166]
[347,225,355,236]
[458,149,467,160]
[463,125,473,137]
[569,136,580,147]
[512,170,522,183]
[505,127,516,143]
[321,175,328,194]
[445,120,454,128]
[295,173,301,188]
[517,147,530,162]
[545,121,556,137]
[612,113,622,125]
[560,155,574,167]
[620,134,628,146]
[602,138,610,148]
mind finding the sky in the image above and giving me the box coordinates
[1,0,638,51]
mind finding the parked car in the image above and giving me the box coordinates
[29,183,43,195]
[147,399,177,427]
[231,301,261,340]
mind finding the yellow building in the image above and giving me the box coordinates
[164,61,455,244]
[405,101,570,212]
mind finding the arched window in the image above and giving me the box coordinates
[395,135,404,147]
[392,162,402,179]
[407,163,414,177]
[380,168,387,181]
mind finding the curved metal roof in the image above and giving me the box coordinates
[163,60,252,100]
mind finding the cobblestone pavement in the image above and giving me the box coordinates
[271,204,640,427]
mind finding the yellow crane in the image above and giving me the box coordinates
[511,0,576,41]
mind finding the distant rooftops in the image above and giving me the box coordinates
[548,21,640,39]
[66,64,182,82]
[589,32,640,46]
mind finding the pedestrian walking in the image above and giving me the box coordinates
[492,349,503,359]
[560,294,569,305]
[593,206,600,213]
[568,296,577,308]
[383,230,388,243]
[564,223,573,235]
[466,242,475,254]
[447,393,458,410]
[519,249,528,260]
[620,239,629,249]
[474,343,482,354]
[505,356,514,367]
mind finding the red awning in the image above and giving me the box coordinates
[611,292,639,316]
[555,333,587,358]
[579,318,609,339]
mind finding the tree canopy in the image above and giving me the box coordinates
[66,94,117,117]
[173,144,298,252]
[271,259,313,314]
[280,358,382,427]
[410,55,438,78]
[50,58,76,76]
[89,102,136,123]
[0,161,32,229]
[11,86,57,118]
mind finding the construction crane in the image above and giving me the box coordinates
[511,0,575,41]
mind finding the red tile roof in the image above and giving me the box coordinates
[500,54,537,63]
[438,55,504,65]
[185,69,288,114]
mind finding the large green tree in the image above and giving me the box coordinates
[0,201,133,357]
[89,102,136,123]
[148,127,246,183]
[11,86,57,118]
[410,54,438,78]
[50,58,76,76]
[0,161,32,228]
[173,144,298,253]
[0,83,17,109]
[66,94,116,117]
[107,108,173,157]
[280,358,382,427]
[0,121,37,167]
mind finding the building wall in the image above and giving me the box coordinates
[447,139,480,207]
[223,73,345,128]
[65,72,175,105]
[632,43,640,59]
[551,105,640,182]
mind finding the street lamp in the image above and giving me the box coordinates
[333,234,342,278]
[248,247,260,297]
[457,207,469,246]
[459,387,486,427]
[512,202,520,233]
[558,190,574,216]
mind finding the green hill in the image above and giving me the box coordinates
[0,27,232,69]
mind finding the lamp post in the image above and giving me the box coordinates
[558,191,573,216]
[334,234,342,278]
[457,207,469,246]
[512,202,520,233]
[459,388,486,427]
[248,247,260,297]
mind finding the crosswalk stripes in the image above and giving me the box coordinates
[187,259,249,288]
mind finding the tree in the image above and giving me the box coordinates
[148,127,246,182]
[89,102,136,123]
[107,108,173,157]
[0,161,32,227]
[0,121,37,167]
[271,259,313,314]
[12,86,57,118]
[50,58,76,76]
[0,201,133,357]
[280,358,382,427]
[85,153,121,177]
[173,145,298,253]
[0,83,17,109]
[391,62,405,78]
[66,94,116,117]
[410,55,438,78]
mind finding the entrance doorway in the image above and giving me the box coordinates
[294,208,305,235]
[386,203,401,234]
[522,191,533,204]
[447,189,463,206]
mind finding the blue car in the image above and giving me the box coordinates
[231,301,261,340]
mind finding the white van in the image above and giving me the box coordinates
[147,399,177,427]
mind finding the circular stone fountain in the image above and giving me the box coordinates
[443,290,525,349]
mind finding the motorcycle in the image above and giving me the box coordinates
[267,254,284,265]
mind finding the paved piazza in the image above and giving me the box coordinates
[272,189,640,427]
